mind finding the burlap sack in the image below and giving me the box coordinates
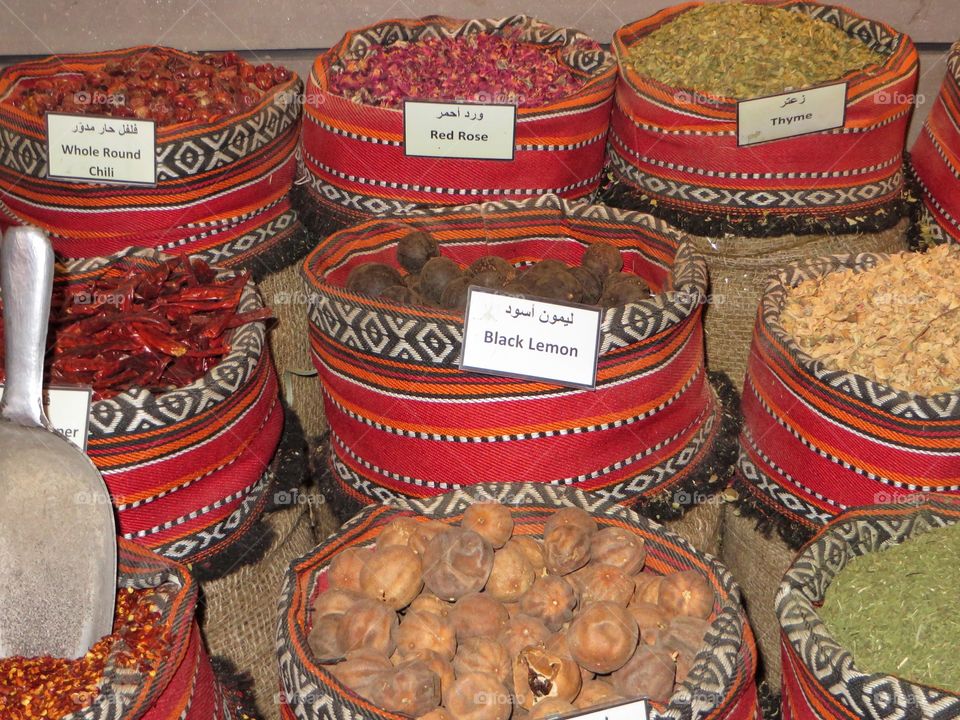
[691,219,908,387]
[199,502,317,720]
[258,260,328,445]
[722,506,796,690]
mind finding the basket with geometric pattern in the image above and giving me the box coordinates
[607,1,918,238]
[776,497,960,720]
[911,41,960,244]
[83,538,240,720]
[734,251,960,549]
[302,195,726,519]
[297,15,615,231]
[0,46,304,277]
[277,483,760,720]
[3,247,284,567]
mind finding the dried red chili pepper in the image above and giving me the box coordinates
[0,258,271,400]
[0,588,168,720]
[6,49,292,126]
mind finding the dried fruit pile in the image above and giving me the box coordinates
[342,231,651,312]
[625,3,881,98]
[0,588,168,719]
[819,522,960,692]
[309,502,716,719]
[7,49,291,125]
[780,245,960,396]
[0,256,271,400]
[330,32,594,109]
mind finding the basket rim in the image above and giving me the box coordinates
[280,482,755,720]
[309,14,616,116]
[613,0,918,118]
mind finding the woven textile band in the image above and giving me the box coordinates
[609,1,918,220]
[301,15,616,216]
[735,251,960,547]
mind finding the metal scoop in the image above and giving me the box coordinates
[0,226,117,659]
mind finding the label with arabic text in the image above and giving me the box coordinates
[404,101,516,161]
[737,82,847,146]
[46,113,156,185]
[460,288,601,388]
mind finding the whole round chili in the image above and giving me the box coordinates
[7,49,291,126]
[330,31,595,109]
[0,255,272,401]
[0,587,168,720]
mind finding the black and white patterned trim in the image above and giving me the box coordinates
[608,149,903,211]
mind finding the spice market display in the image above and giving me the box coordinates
[0,3,958,720]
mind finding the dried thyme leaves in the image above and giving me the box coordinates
[781,245,960,396]
[625,3,882,99]
[819,522,960,693]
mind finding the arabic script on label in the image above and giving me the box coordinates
[460,288,601,388]
[737,82,847,146]
[404,101,516,161]
[47,113,156,185]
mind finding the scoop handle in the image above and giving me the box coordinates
[0,226,54,429]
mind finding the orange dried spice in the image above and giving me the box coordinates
[0,587,168,719]
[781,245,960,396]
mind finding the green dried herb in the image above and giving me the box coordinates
[626,2,883,99]
[819,522,960,692]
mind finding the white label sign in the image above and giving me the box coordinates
[404,101,516,161]
[460,288,601,388]
[737,82,847,146]
[47,113,156,185]
[0,384,92,450]
[568,698,650,720]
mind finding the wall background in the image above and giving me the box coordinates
[0,0,955,143]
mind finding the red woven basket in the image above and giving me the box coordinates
[0,46,303,270]
[277,483,760,720]
[609,1,918,229]
[299,15,615,222]
[777,497,960,719]
[911,41,960,243]
[302,195,723,515]
[735,252,960,547]
[77,539,233,720]
[0,247,283,565]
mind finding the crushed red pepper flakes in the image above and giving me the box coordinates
[330,31,595,109]
[0,255,272,401]
[0,587,169,719]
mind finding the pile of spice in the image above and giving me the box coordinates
[625,3,882,98]
[330,32,595,108]
[7,49,291,125]
[819,522,960,692]
[0,256,271,400]
[310,502,716,717]
[0,587,168,719]
[341,231,651,311]
[780,245,960,396]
